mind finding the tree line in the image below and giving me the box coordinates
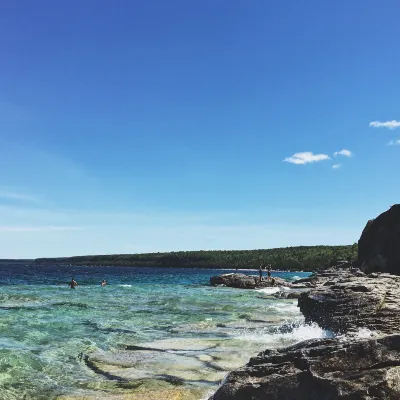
[34,244,358,271]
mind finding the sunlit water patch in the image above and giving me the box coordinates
[0,265,317,399]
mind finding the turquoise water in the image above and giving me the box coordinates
[0,266,321,400]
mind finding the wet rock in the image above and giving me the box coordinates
[210,335,400,400]
[210,273,257,289]
[210,268,400,399]
[291,276,317,285]
[210,273,290,289]
[358,204,400,274]
[271,291,302,299]
[210,206,400,399]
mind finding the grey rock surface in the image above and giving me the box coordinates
[210,273,290,289]
[210,335,400,400]
[210,269,400,399]
[299,271,400,335]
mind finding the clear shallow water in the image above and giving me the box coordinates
[0,265,323,400]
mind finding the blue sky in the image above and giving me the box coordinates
[1,0,399,258]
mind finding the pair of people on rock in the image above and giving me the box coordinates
[259,264,272,282]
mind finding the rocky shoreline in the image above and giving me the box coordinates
[208,205,400,399]
[209,268,400,399]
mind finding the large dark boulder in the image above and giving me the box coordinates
[358,204,400,274]
[210,273,258,289]
[210,335,400,400]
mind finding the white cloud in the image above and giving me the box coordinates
[332,164,341,169]
[334,149,352,157]
[0,226,84,233]
[387,139,400,146]
[283,152,330,165]
[369,120,400,129]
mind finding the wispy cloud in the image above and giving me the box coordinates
[334,149,352,157]
[283,152,330,165]
[0,226,84,233]
[369,120,400,129]
[387,139,400,146]
[332,164,341,169]
[0,191,40,204]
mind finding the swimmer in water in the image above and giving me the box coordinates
[101,280,107,287]
[69,278,78,289]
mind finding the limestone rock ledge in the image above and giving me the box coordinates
[210,335,400,400]
[209,270,400,400]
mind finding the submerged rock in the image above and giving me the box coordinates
[210,334,400,400]
[358,204,400,274]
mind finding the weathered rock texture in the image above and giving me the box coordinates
[210,335,400,400]
[358,204,400,274]
[210,269,400,400]
[210,273,290,289]
[298,272,400,335]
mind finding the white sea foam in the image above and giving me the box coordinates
[234,322,331,346]
[118,284,132,288]
[287,323,333,342]
[258,287,280,295]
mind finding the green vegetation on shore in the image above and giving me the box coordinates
[0,259,33,265]
[34,244,358,271]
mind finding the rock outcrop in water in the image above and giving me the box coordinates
[210,334,400,400]
[210,268,400,400]
[299,271,400,335]
[358,204,400,274]
[210,273,291,289]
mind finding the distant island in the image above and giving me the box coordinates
[30,244,358,271]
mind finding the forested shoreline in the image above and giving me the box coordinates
[34,244,358,271]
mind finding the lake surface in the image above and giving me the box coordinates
[0,265,326,400]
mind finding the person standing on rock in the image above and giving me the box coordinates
[267,265,272,281]
[259,264,263,282]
